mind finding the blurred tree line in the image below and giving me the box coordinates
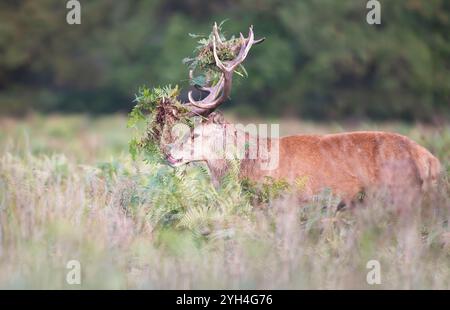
[0,0,449,121]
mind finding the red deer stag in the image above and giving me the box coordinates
[163,23,441,206]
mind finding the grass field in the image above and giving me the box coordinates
[0,114,449,289]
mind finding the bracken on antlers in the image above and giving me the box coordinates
[184,23,264,116]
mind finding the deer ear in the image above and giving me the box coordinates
[203,112,224,124]
[212,112,224,124]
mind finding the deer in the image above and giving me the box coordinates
[161,23,442,208]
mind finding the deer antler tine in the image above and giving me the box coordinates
[213,22,223,45]
[254,37,265,45]
[187,90,200,106]
[229,26,254,71]
[243,26,255,54]
[212,36,227,71]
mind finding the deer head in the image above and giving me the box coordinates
[165,112,229,167]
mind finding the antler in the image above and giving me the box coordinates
[185,23,264,116]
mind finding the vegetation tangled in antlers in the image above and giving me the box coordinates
[127,22,255,161]
[183,20,249,85]
[128,85,186,161]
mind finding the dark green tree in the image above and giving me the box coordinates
[0,0,448,121]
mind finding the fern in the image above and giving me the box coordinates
[126,23,260,237]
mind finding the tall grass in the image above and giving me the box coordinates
[0,115,449,289]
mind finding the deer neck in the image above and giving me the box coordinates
[204,124,277,185]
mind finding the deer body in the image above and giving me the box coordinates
[168,120,441,202]
[159,23,441,203]
[237,131,440,202]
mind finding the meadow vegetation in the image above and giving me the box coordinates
[0,115,449,289]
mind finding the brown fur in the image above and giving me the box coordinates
[206,131,441,203]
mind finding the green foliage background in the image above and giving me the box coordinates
[0,0,449,121]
